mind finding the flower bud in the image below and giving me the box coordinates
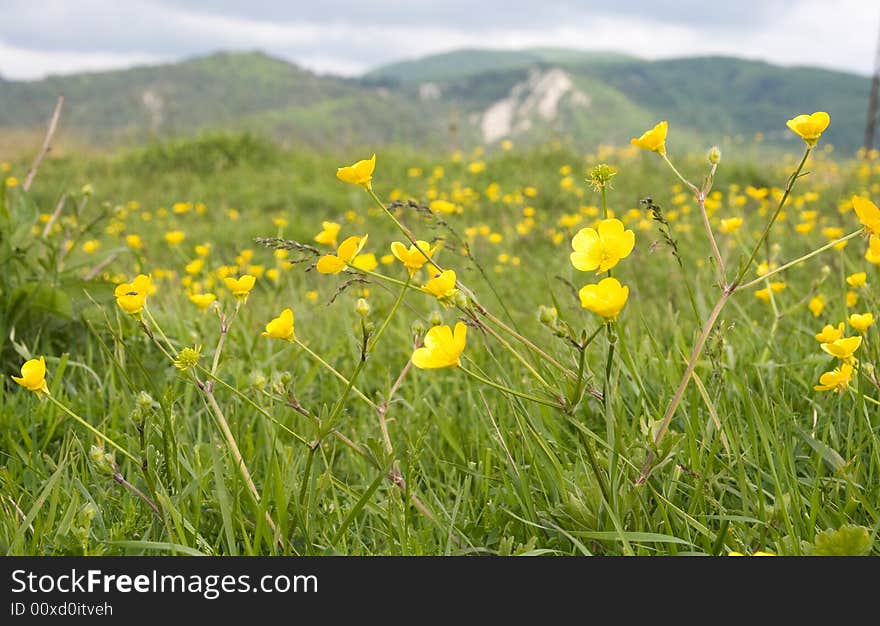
[249,370,267,390]
[355,298,371,317]
[429,310,443,327]
[538,305,558,325]
[707,146,722,164]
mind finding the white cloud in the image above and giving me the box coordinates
[0,0,875,80]
[0,40,164,81]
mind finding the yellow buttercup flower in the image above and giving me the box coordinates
[848,312,875,334]
[412,321,467,369]
[570,218,635,274]
[866,235,880,264]
[719,217,743,234]
[852,195,880,236]
[164,230,186,246]
[808,295,825,318]
[785,111,830,147]
[814,362,854,393]
[815,323,844,343]
[336,154,376,190]
[630,121,668,155]
[114,274,153,317]
[263,308,294,341]
[11,357,49,395]
[754,282,785,302]
[224,275,256,301]
[390,240,436,275]
[578,277,629,320]
[820,336,862,361]
[189,292,217,311]
[314,221,341,247]
[351,253,378,272]
[126,234,144,250]
[846,272,867,288]
[316,235,369,274]
[422,269,458,303]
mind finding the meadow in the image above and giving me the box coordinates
[1,116,878,556]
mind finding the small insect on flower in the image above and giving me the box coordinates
[813,362,854,393]
[422,269,458,305]
[578,277,629,320]
[570,218,636,274]
[391,240,436,275]
[630,121,668,155]
[848,313,875,334]
[262,308,295,342]
[785,111,830,147]
[336,154,376,190]
[411,322,467,369]
[316,235,369,274]
[852,195,880,236]
[11,357,49,395]
[114,274,153,317]
[224,274,256,302]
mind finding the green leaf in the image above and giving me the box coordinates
[813,525,872,556]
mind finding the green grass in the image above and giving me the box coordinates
[1,132,878,556]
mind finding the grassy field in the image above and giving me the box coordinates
[1,124,878,556]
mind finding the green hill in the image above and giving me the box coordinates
[0,49,871,154]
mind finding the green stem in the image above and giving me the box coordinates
[737,229,863,290]
[459,365,563,409]
[294,338,379,411]
[46,395,137,463]
[734,147,812,286]
[661,153,699,195]
[368,275,411,352]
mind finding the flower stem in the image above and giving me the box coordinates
[46,395,137,463]
[459,365,563,409]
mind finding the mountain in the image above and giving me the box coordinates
[0,49,871,154]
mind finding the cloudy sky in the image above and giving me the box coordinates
[0,0,877,80]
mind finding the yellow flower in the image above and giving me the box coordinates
[351,253,378,271]
[866,235,880,264]
[754,282,785,302]
[820,336,862,361]
[846,272,867,288]
[815,323,844,343]
[785,111,830,147]
[189,292,217,311]
[808,295,825,318]
[728,550,776,557]
[570,219,635,274]
[314,221,341,246]
[852,195,880,236]
[429,199,459,214]
[263,308,295,341]
[390,240,435,275]
[578,277,629,320]
[316,235,369,274]
[719,217,743,234]
[412,322,467,369]
[630,121,668,155]
[6,176,19,187]
[126,234,144,250]
[814,362,854,393]
[114,274,153,317]
[846,290,858,307]
[305,290,319,303]
[82,239,100,254]
[224,275,256,301]
[422,269,458,303]
[195,244,211,257]
[336,154,376,190]
[848,312,875,334]
[164,230,186,246]
[11,357,49,395]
